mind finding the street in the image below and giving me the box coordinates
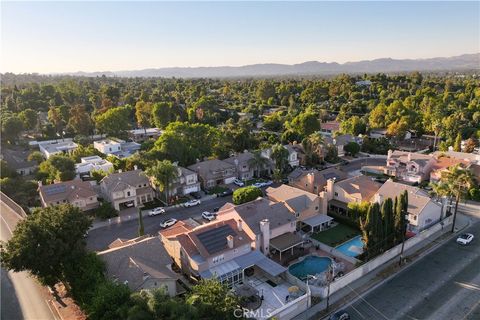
[343,218,480,320]
[87,195,233,251]
[0,201,56,320]
[339,157,386,174]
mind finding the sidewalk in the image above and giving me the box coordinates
[90,193,218,230]
[294,214,471,320]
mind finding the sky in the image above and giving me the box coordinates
[1,1,479,73]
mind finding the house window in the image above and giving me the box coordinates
[127,191,131,197]
[413,216,417,221]
[334,192,339,197]
[315,206,318,210]
[213,255,224,264]
[295,212,300,218]
[144,183,147,187]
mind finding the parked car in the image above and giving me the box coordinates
[218,188,233,197]
[329,310,350,320]
[202,211,217,221]
[252,182,264,188]
[160,218,178,229]
[148,207,165,216]
[124,201,135,208]
[184,199,201,207]
[233,179,245,187]
[457,233,474,245]
[263,180,273,186]
[191,192,202,199]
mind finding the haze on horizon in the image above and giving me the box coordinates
[1,1,479,74]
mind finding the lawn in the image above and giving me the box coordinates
[311,223,360,247]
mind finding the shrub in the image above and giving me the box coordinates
[95,202,118,220]
[232,186,263,205]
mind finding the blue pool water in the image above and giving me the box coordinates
[335,236,364,257]
[288,256,332,280]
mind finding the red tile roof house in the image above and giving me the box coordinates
[159,215,287,288]
[320,121,340,136]
[38,179,99,212]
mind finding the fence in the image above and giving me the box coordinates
[309,238,360,265]
[0,191,27,218]
[268,292,310,320]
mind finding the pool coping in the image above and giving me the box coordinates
[334,235,364,257]
[287,254,334,281]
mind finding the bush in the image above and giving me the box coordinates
[469,188,480,201]
[232,186,263,205]
[95,202,118,220]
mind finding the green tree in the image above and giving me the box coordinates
[28,151,45,164]
[87,281,132,320]
[38,154,76,182]
[271,143,289,173]
[432,165,474,232]
[48,106,66,137]
[69,145,103,163]
[247,150,270,178]
[135,101,153,130]
[453,132,462,152]
[394,192,408,245]
[0,204,91,287]
[302,132,325,166]
[152,102,173,129]
[94,105,132,138]
[286,110,320,139]
[1,114,24,143]
[381,198,395,249]
[340,116,366,135]
[95,202,118,220]
[67,105,93,136]
[232,186,263,205]
[19,108,38,131]
[361,202,382,259]
[186,279,240,320]
[145,160,178,205]
[344,142,361,156]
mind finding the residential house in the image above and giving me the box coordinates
[128,128,162,143]
[155,166,201,198]
[187,159,236,189]
[99,236,180,296]
[288,167,347,195]
[75,156,114,178]
[372,180,443,234]
[324,134,361,157]
[159,217,286,287]
[384,150,436,183]
[94,138,141,158]
[100,169,155,210]
[320,121,340,136]
[224,152,255,180]
[369,129,413,140]
[38,139,78,158]
[326,175,382,215]
[433,150,480,165]
[1,147,38,176]
[265,184,333,232]
[216,198,299,256]
[39,179,99,211]
[429,156,467,183]
[261,144,300,169]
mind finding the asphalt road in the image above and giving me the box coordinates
[87,194,233,251]
[0,201,56,320]
[339,157,386,174]
[344,221,480,320]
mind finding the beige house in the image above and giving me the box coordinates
[100,169,154,210]
[372,180,443,234]
[224,151,255,180]
[384,150,436,183]
[159,216,286,287]
[288,167,347,195]
[99,236,180,296]
[187,159,236,189]
[39,179,99,212]
[326,175,383,215]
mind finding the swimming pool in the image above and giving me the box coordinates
[335,236,364,257]
[288,256,332,280]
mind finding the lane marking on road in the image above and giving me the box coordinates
[350,304,366,319]
[455,281,480,291]
[347,284,389,319]
[462,299,480,320]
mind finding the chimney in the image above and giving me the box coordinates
[326,178,335,201]
[134,165,138,171]
[237,219,243,232]
[307,172,315,187]
[37,180,43,187]
[407,153,412,162]
[387,150,393,160]
[118,169,122,173]
[226,235,234,249]
[374,193,384,204]
[259,219,270,255]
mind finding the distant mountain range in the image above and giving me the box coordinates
[68,53,479,78]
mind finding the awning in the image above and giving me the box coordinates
[235,250,287,277]
[269,232,304,252]
[302,214,333,227]
[199,260,241,279]
[328,199,348,210]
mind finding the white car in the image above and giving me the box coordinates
[184,199,201,207]
[263,180,273,186]
[148,207,165,216]
[234,179,245,187]
[456,233,474,245]
[202,211,217,221]
[124,201,135,208]
[160,218,178,229]
[253,182,265,188]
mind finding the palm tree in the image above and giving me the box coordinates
[144,160,179,205]
[302,132,325,165]
[431,165,474,232]
[271,143,289,173]
[248,150,270,178]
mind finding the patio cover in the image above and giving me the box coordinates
[199,260,241,279]
[329,199,348,210]
[269,232,304,252]
[235,250,287,277]
[302,214,333,227]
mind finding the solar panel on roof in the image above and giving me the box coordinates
[196,225,237,254]
[44,184,67,196]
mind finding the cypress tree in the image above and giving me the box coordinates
[381,198,394,250]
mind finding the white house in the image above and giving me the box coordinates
[94,138,123,155]
[75,156,114,177]
[38,139,78,159]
